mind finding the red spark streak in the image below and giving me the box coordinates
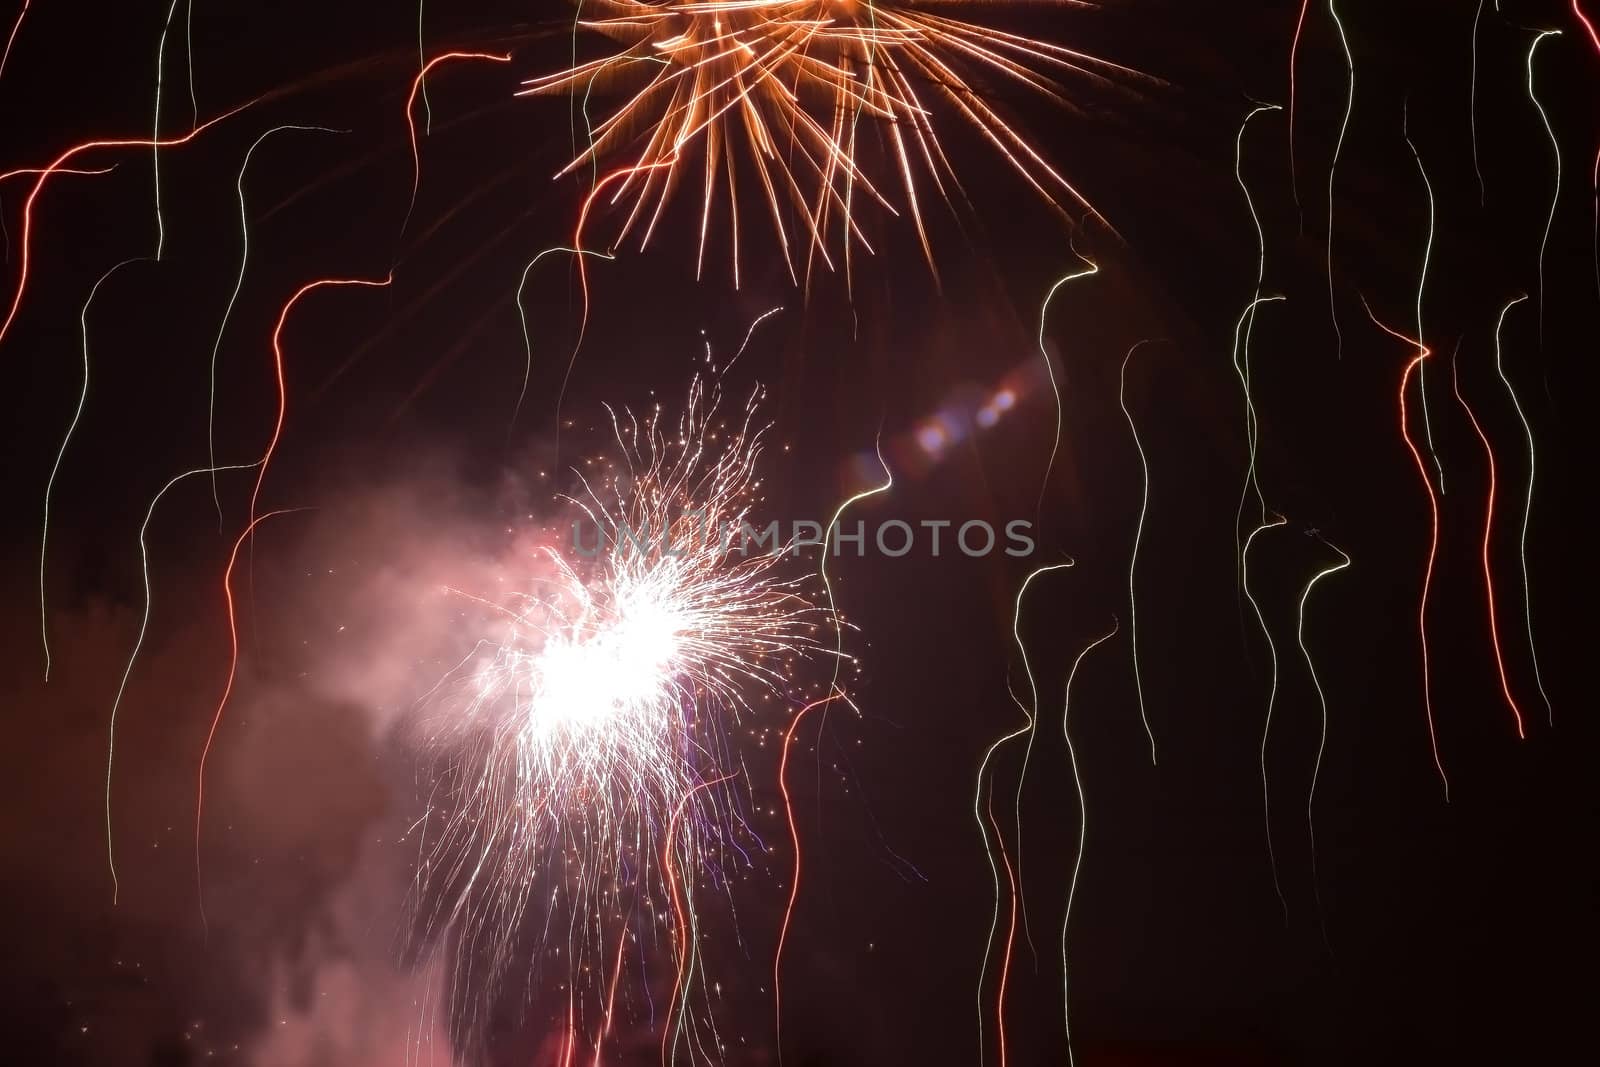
[1452,356,1528,738]
[0,103,253,352]
[1369,310,1448,796]
[404,52,511,223]
[591,926,630,1067]
[1577,3,1600,298]
[193,508,300,927]
[1575,1,1600,50]
[0,0,29,82]
[773,691,845,1055]
[661,771,736,1067]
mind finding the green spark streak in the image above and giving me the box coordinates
[1244,514,1289,922]
[209,126,342,522]
[1492,295,1553,722]
[1036,257,1100,516]
[1060,619,1119,1067]
[1120,342,1159,766]
[106,462,257,904]
[1299,536,1351,946]
[1527,30,1563,339]
[42,258,145,681]
[1326,0,1354,358]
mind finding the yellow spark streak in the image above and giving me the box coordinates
[1244,513,1289,922]
[1299,535,1350,947]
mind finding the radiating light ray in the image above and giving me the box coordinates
[1491,295,1553,723]
[208,125,343,523]
[1036,255,1100,517]
[1526,29,1563,339]
[1365,303,1449,798]
[0,0,29,82]
[40,257,144,682]
[1118,340,1159,767]
[977,559,1073,1067]
[1060,617,1118,1067]
[1452,345,1527,738]
[1326,0,1354,358]
[0,100,254,353]
[523,0,1147,281]
[1299,534,1350,949]
[105,461,258,905]
[1404,109,1445,495]
[1243,513,1289,921]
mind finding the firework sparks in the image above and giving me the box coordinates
[411,376,826,1059]
[523,0,1146,287]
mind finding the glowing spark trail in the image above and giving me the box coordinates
[1298,534,1350,944]
[1452,348,1527,738]
[1326,0,1355,358]
[1404,107,1444,494]
[977,560,1073,1067]
[153,0,186,260]
[1060,618,1119,1067]
[105,462,257,905]
[1119,341,1155,772]
[1244,513,1290,921]
[1577,2,1600,299]
[1367,305,1448,797]
[523,0,1147,282]
[40,258,143,682]
[1472,0,1488,204]
[1492,295,1553,723]
[1036,256,1100,518]
[1526,29,1563,338]
[0,0,29,82]
[1288,1,1310,214]
[208,125,343,521]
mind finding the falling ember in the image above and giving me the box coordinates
[408,375,827,1058]
[522,0,1149,286]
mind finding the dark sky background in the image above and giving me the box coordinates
[1,1,1594,1065]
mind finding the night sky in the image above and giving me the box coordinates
[1,2,1593,1065]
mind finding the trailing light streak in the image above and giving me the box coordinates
[1326,0,1354,358]
[663,772,739,1067]
[977,560,1073,1067]
[208,125,343,522]
[1060,618,1118,1067]
[1243,513,1290,921]
[152,0,185,260]
[195,506,305,927]
[1231,296,1285,592]
[105,462,257,905]
[1119,341,1157,768]
[1298,535,1350,946]
[1404,109,1445,494]
[773,691,845,1061]
[1288,1,1310,215]
[1366,305,1449,798]
[0,0,28,82]
[1036,256,1100,517]
[1492,295,1553,723]
[1452,347,1526,738]
[522,1,1146,283]
[1576,3,1600,298]
[513,245,615,432]
[0,101,254,353]
[403,51,513,240]
[1472,0,1487,205]
[40,258,143,681]
[1526,29,1563,337]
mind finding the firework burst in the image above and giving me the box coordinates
[522,0,1147,286]
[410,375,826,1059]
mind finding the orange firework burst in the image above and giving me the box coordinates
[522,0,1146,286]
